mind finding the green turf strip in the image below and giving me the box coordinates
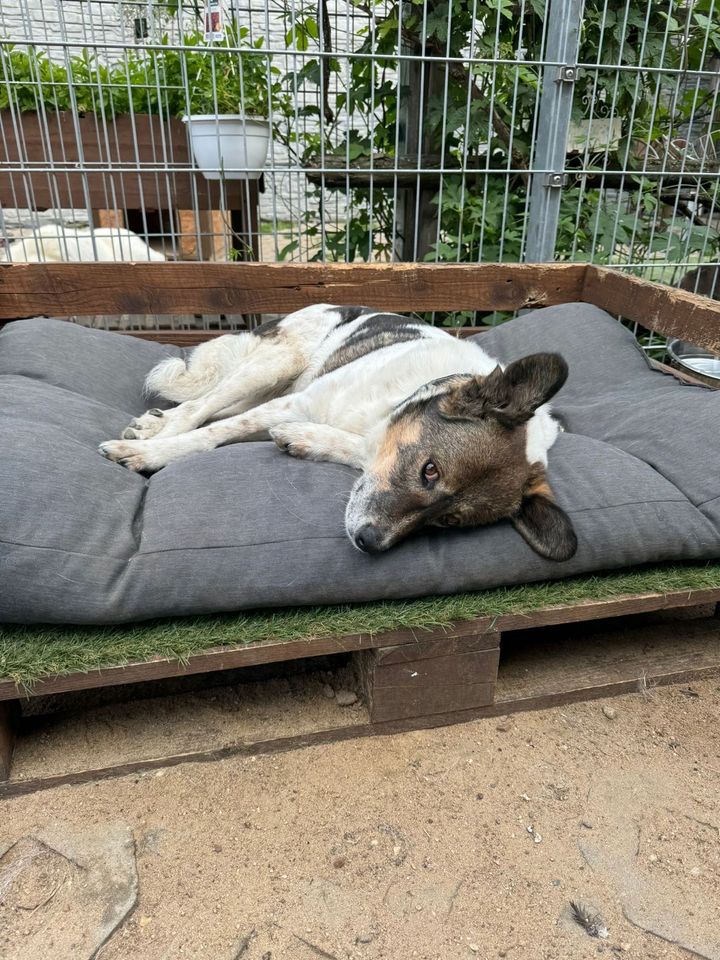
[2,562,720,688]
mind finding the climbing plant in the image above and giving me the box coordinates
[272,0,720,272]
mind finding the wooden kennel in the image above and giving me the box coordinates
[0,261,719,793]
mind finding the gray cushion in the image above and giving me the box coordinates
[1,306,719,624]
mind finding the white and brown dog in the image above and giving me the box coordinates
[99,305,577,559]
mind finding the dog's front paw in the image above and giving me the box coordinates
[269,424,310,459]
[98,439,161,473]
[121,408,165,440]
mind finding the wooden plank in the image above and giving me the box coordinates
[370,649,500,688]
[496,615,720,711]
[583,265,720,352]
[495,661,720,717]
[358,630,500,723]
[495,586,720,633]
[0,111,248,211]
[93,209,126,229]
[367,679,497,723]
[371,632,500,665]
[0,723,382,799]
[0,619,496,702]
[0,262,586,319]
[178,209,229,262]
[2,587,720,703]
[0,701,18,782]
[3,645,716,799]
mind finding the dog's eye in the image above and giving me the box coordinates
[422,461,440,486]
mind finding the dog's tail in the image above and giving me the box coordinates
[144,332,259,402]
[144,354,227,402]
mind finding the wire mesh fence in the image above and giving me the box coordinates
[1,0,720,335]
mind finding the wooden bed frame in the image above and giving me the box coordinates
[1,260,719,792]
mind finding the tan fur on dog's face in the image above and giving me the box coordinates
[345,353,577,560]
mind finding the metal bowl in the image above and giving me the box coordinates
[666,339,720,386]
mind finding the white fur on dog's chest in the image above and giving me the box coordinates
[525,407,560,466]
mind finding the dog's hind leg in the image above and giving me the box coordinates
[144,334,253,404]
[123,333,305,440]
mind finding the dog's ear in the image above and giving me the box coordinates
[439,353,568,427]
[511,469,577,561]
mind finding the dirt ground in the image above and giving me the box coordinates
[2,677,720,960]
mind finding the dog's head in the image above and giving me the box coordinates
[345,352,577,561]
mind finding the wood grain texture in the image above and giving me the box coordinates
[370,649,499,687]
[0,701,18,782]
[359,643,500,723]
[0,261,586,319]
[371,631,500,664]
[368,680,497,723]
[0,111,249,210]
[3,588,720,703]
[583,266,720,351]
[494,587,720,633]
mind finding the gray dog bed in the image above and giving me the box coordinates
[1,304,719,624]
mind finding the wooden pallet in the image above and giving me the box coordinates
[1,260,720,791]
[2,589,720,794]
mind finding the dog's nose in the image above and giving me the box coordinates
[354,524,382,554]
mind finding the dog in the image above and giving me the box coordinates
[99,305,577,559]
[0,224,165,263]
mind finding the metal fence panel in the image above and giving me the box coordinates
[1,0,719,331]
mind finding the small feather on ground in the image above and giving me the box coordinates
[570,901,609,939]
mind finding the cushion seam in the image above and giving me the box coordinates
[0,498,705,560]
[135,499,707,554]
[565,497,695,517]
[0,537,130,560]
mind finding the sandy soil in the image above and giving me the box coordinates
[2,677,720,960]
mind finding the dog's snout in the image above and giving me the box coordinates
[354,524,382,554]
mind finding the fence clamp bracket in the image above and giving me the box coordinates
[557,64,578,83]
[544,173,569,188]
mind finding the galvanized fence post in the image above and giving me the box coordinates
[524,0,584,263]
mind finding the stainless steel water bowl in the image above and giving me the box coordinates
[666,339,720,386]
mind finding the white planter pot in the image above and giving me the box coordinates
[182,114,270,180]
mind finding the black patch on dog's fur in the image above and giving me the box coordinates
[335,306,375,325]
[253,317,284,338]
[254,305,373,340]
[319,313,430,377]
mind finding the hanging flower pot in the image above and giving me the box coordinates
[182,114,269,180]
[179,25,278,182]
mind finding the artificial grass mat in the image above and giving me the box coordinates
[2,561,720,688]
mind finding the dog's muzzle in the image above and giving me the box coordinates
[352,523,384,554]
